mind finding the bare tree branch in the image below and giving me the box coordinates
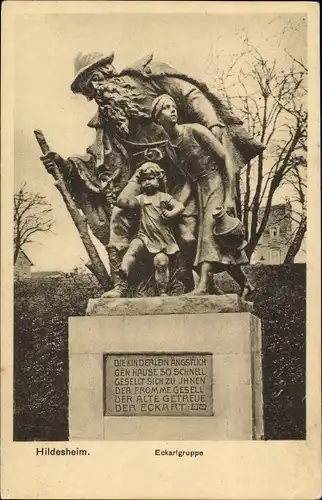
[284,214,307,264]
[14,184,55,263]
[207,28,307,261]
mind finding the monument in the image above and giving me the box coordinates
[36,51,265,440]
[69,295,263,440]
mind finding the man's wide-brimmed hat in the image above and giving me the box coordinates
[71,52,115,93]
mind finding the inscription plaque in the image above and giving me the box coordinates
[104,352,213,416]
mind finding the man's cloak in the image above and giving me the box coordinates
[120,52,265,164]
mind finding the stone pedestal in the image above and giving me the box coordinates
[69,294,263,441]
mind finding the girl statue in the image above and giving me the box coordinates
[152,94,254,299]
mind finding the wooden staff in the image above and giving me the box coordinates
[34,129,112,290]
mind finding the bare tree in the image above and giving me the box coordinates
[207,27,307,261]
[14,183,55,263]
[283,154,307,263]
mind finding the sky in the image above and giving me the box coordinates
[13,9,307,271]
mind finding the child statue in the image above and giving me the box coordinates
[116,162,185,296]
[151,94,254,299]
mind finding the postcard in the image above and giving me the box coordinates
[1,1,320,498]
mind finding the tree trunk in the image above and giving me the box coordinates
[243,162,251,240]
[14,245,20,264]
[247,152,264,257]
[284,215,307,264]
[235,174,242,220]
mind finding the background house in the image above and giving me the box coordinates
[14,249,33,279]
[251,201,293,265]
[31,270,65,279]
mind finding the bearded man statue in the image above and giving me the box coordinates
[42,51,264,297]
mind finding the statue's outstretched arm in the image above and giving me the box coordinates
[161,197,185,219]
[40,151,77,184]
[191,123,235,209]
[116,193,140,210]
[185,86,225,139]
[191,123,225,163]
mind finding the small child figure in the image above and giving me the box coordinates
[116,162,185,296]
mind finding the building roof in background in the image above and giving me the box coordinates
[17,249,34,266]
[258,202,292,232]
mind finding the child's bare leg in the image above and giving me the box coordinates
[227,265,255,300]
[121,238,145,277]
[197,262,212,293]
[153,252,169,296]
[187,261,212,295]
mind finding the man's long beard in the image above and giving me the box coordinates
[95,78,150,138]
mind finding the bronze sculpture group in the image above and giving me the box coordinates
[40,51,264,299]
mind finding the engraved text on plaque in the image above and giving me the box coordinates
[104,352,213,416]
